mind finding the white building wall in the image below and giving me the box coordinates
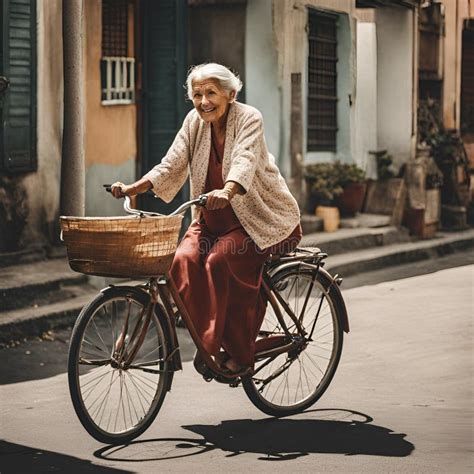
[376,6,415,170]
[245,0,281,164]
[354,21,378,178]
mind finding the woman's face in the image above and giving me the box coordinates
[191,78,235,125]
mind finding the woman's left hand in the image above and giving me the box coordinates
[205,188,232,210]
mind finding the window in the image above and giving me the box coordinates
[101,0,135,105]
[307,10,338,152]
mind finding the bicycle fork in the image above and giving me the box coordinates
[112,283,158,370]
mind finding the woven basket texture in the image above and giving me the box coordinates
[60,215,183,278]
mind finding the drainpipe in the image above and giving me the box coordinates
[60,0,85,217]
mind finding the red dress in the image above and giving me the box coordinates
[169,131,302,367]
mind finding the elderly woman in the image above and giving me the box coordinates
[112,63,301,375]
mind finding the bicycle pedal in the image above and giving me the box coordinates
[203,373,214,382]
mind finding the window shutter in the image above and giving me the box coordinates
[1,0,37,173]
[307,9,338,152]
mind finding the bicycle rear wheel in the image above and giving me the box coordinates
[68,288,172,444]
[242,267,344,416]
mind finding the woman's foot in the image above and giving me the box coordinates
[212,351,230,368]
[222,358,250,375]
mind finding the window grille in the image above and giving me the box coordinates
[101,0,135,105]
[101,57,135,104]
[307,10,338,152]
[102,0,128,57]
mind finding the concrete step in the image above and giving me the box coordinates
[301,226,412,256]
[0,259,87,311]
[323,229,474,278]
[0,289,97,344]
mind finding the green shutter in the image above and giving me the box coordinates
[1,0,37,173]
[141,0,188,214]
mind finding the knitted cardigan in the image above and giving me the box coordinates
[143,101,301,249]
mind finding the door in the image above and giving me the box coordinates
[0,0,36,173]
[139,0,188,215]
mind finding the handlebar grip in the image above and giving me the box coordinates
[103,184,112,193]
[198,194,208,207]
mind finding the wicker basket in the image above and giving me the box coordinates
[60,214,183,278]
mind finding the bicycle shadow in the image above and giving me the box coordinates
[94,409,414,462]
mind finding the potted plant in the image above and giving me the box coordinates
[304,163,343,232]
[334,162,367,217]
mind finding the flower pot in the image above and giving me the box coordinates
[316,205,340,232]
[336,182,367,217]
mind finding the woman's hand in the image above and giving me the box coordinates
[110,178,153,199]
[205,188,232,210]
[110,182,133,199]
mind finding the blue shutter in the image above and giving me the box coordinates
[1,0,37,173]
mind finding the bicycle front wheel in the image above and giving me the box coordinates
[242,267,344,417]
[68,288,172,444]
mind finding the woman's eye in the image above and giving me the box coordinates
[193,93,202,98]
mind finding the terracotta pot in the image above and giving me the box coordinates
[316,205,340,232]
[336,182,367,217]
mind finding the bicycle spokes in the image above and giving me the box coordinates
[75,297,166,435]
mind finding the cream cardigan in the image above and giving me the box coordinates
[143,102,301,250]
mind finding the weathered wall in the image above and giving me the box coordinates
[245,0,281,161]
[20,0,63,247]
[376,6,416,170]
[273,0,358,175]
[83,0,137,216]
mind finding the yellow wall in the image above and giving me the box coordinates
[83,0,137,168]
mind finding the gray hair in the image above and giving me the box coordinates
[186,63,243,100]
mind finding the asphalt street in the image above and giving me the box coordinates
[0,254,472,473]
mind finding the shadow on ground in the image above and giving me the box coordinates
[0,440,132,473]
[94,409,414,462]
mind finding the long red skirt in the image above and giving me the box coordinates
[169,220,302,367]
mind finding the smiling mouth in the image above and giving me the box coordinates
[202,108,216,113]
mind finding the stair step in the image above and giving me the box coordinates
[324,229,474,277]
[301,226,411,255]
[0,259,87,311]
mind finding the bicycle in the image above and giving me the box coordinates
[60,189,350,445]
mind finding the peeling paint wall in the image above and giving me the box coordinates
[20,0,63,247]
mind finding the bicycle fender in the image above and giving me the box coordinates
[99,285,179,391]
[271,263,350,333]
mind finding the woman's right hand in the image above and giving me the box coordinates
[111,181,132,199]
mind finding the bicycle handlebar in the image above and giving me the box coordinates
[103,184,208,217]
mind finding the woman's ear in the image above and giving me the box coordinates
[229,90,236,103]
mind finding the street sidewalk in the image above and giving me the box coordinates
[1,226,473,344]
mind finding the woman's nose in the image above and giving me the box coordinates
[201,95,209,106]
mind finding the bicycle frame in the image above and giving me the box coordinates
[110,194,330,382]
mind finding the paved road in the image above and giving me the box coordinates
[0,260,472,472]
